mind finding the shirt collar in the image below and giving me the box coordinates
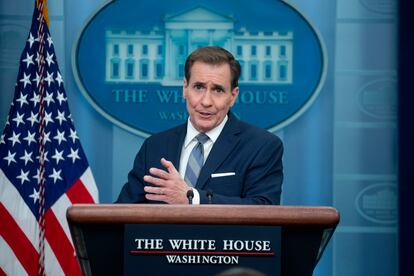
[184,115,228,149]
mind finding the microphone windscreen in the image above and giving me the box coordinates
[206,189,213,204]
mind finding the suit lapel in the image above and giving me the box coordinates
[196,114,241,189]
[167,125,187,170]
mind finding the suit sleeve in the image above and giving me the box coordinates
[115,140,148,203]
[199,136,283,205]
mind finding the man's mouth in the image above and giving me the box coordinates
[198,111,213,116]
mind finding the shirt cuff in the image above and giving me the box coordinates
[191,188,200,205]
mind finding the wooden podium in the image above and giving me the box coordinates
[67,204,339,276]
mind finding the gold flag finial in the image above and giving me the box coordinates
[36,0,50,27]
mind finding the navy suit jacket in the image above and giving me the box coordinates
[116,113,283,204]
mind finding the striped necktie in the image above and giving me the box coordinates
[184,133,210,187]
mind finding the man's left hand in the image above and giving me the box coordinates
[143,158,191,204]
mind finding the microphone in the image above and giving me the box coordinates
[206,189,213,204]
[186,189,194,204]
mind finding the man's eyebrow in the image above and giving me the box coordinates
[193,81,206,87]
[212,84,225,90]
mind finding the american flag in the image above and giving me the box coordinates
[0,1,98,275]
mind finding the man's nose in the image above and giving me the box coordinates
[201,90,213,106]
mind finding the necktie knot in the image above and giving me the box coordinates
[196,133,209,144]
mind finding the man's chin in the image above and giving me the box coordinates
[194,121,214,133]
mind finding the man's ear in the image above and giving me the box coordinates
[230,86,239,107]
[183,78,188,98]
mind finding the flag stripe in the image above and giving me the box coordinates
[51,193,74,245]
[0,236,27,276]
[0,169,39,249]
[44,240,64,276]
[67,178,95,204]
[0,204,39,275]
[0,261,7,276]
[45,209,82,276]
[80,167,99,202]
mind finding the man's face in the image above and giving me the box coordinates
[183,61,239,133]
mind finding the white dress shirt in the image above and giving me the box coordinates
[179,115,228,204]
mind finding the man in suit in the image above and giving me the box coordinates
[116,46,283,204]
